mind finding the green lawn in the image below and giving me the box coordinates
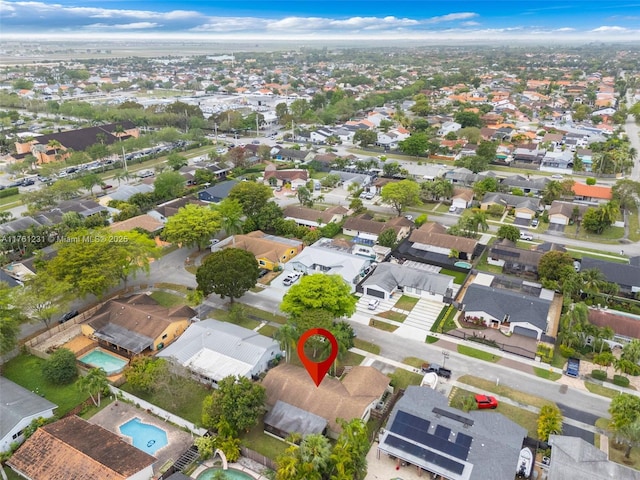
[431,305,459,333]
[3,467,23,480]
[388,369,423,390]
[457,375,555,410]
[457,345,501,363]
[394,295,420,311]
[628,206,640,242]
[239,304,288,325]
[152,282,189,293]
[533,367,562,381]
[119,376,210,425]
[369,319,399,332]
[426,335,440,344]
[377,310,406,322]
[209,308,261,330]
[2,354,89,417]
[258,324,279,338]
[353,338,380,355]
[584,380,622,399]
[403,357,428,369]
[564,223,625,242]
[475,251,504,275]
[439,268,469,285]
[241,418,288,459]
[149,291,185,308]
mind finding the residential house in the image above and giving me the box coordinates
[329,170,373,191]
[513,144,546,166]
[587,308,640,348]
[197,179,239,203]
[443,167,477,186]
[310,128,334,143]
[262,363,390,438]
[264,401,328,440]
[109,214,164,234]
[377,129,409,149]
[361,262,454,301]
[575,149,594,172]
[263,164,308,189]
[150,196,208,223]
[571,183,612,204]
[405,222,478,261]
[488,239,543,277]
[286,237,373,290]
[548,201,589,226]
[540,151,575,174]
[157,319,281,386]
[480,193,541,221]
[437,121,462,137]
[7,416,155,480]
[218,231,303,270]
[501,175,550,195]
[461,283,553,340]
[82,294,195,356]
[0,378,57,453]
[451,188,474,210]
[98,184,154,206]
[579,257,640,295]
[377,386,526,480]
[342,214,412,245]
[310,153,338,171]
[548,435,640,480]
[283,205,347,228]
[272,147,311,162]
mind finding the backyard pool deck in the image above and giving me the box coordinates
[63,335,96,354]
[192,460,269,479]
[89,401,194,475]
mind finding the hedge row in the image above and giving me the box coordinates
[0,187,19,198]
[591,369,607,381]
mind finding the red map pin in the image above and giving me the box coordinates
[297,328,339,387]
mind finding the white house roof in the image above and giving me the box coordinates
[0,377,57,440]
[362,262,454,296]
[157,319,279,379]
[289,244,370,287]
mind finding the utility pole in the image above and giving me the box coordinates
[214,122,218,144]
[256,114,259,138]
[121,145,128,172]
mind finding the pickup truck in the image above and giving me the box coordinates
[566,357,580,378]
[421,362,452,379]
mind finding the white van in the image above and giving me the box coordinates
[520,231,533,241]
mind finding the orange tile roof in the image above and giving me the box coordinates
[572,183,612,200]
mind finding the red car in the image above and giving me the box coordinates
[475,394,498,409]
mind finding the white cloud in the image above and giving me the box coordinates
[555,27,576,32]
[591,25,627,32]
[461,21,480,26]
[425,12,478,24]
[87,22,161,30]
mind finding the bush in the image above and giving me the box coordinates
[586,177,596,186]
[42,348,78,385]
[613,375,630,387]
[0,187,19,198]
[559,345,576,358]
[591,369,607,381]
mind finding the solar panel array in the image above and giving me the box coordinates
[389,411,471,461]
[386,435,465,475]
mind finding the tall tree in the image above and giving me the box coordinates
[76,368,109,407]
[196,248,260,302]
[228,181,274,221]
[163,204,221,251]
[380,179,421,216]
[216,198,244,239]
[0,283,23,355]
[496,225,521,242]
[12,274,71,328]
[281,274,357,319]
[609,393,640,431]
[153,171,185,200]
[537,405,563,442]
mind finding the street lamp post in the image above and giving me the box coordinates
[442,350,450,368]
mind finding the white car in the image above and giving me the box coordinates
[520,231,534,241]
[551,174,564,179]
[449,205,457,212]
[368,298,380,310]
[283,273,301,286]
[404,214,413,221]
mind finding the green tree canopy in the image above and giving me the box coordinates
[12,273,71,328]
[228,181,274,220]
[153,171,185,200]
[196,248,260,302]
[201,375,266,436]
[538,251,575,282]
[398,132,429,157]
[0,282,23,355]
[377,228,399,248]
[42,348,78,385]
[537,405,563,442]
[163,204,221,251]
[609,393,640,431]
[496,225,521,242]
[77,368,109,407]
[281,274,357,319]
[124,357,168,393]
[380,179,421,216]
[353,129,378,148]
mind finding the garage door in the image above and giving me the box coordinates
[516,211,533,219]
[513,326,538,339]
[550,216,568,225]
[366,288,386,299]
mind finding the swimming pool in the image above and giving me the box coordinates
[196,468,255,480]
[119,417,168,455]
[78,348,128,375]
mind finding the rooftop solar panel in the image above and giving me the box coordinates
[385,434,465,476]
[456,433,473,448]
[435,425,451,440]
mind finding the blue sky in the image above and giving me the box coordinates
[1,0,639,41]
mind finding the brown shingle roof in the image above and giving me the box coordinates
[263,168,309,182]
[7,416,155,480]
[283,205,347,224]
[343,214,411,236]
[588,309,640,340]
[155,197,208,218]
[231,232,303,263]
[409,222,478,254]
[262,364,388,433]
[109,214,163,233]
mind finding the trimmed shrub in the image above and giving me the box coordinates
[613,375,630,387]
[559,345,576,358]
[0,187,19,198]
[591,369,607,381]
[586,177,596,186]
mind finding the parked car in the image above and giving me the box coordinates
[425,363,452,378]
[449,205,457,212]
[364,192,375,200]
[531,219,539,227]
[551,174,564,179]
[59,310,79,324]
[519,231,533,241]
[475,394,499,409]
[368,298,380,310]
[404,214,413,221]
[283,273,301,286]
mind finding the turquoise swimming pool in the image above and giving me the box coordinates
[197,468,254,480]
[119,417,168,455]
[78,348,128,375]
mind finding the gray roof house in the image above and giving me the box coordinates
[362,263,454,301]
[157,319,281,386]
[548,435,640,480]
[462,284,552,340]
[0,377,57,452]
[377,386,526,480]
[580,257,640,295]
[99,183,154,204]
[197,179,239,203]
[500,175,550,195]
[264,400,328,439]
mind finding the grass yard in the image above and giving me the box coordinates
[209,308,261,330]
[439,268,469,285]
[403,357,428,369]
[388,368,423,390]
[475,251,504,275]
[369,319,399,332]
[241,304,288,325]
[119,376,210,425]
[629,206,640,242]
[426,335,439,344]
[584,380,622,399]
[377,310,407,322]
[394,295,420,311]
[449,387,539,438]
[353,338,381,355]
[533,367,562,381]
[153,282,189,294]
[457,345,501,363]
[431,305,459,333]
[241,418,289,459]
[564,223,625,242]
[433,203,452,213]
[551,349,568,369]
[341,351,365,368]
[457,375,555,410]
[2,354,89,417]
[3,467,23,480]
[149,291,185,308]
[258,324,279,338]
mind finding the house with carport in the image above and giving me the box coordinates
[451,188,474,210]
[81,294,195,356]
[342,214,412,245]
[548,201,589,226]
[157,319,281,386]
[571,183,612,205]
[216,230,303,270]
[0,378,57,453]
[360,262,454,301]
[263,164,308,189]
[481,193,541,221]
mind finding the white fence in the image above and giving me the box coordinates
[109,385,207,436]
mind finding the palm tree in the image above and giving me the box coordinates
[298,434,331,472]
[76,368,109,407]
[274,323,297,363]
[113,124,125,140]
[581,268,605,294]
[614,419,640,459]
[47,139,62,155]
[114,170,129,186]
